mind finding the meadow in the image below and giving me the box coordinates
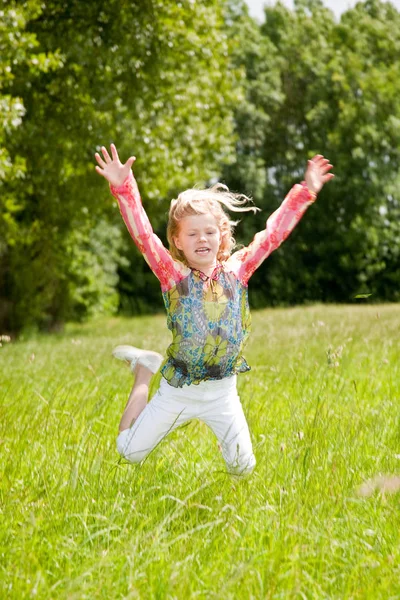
[1,303,400,599]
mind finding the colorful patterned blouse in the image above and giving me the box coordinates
[111,174,316,387]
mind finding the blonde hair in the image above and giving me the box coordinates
[167,183,260,263]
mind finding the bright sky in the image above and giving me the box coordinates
[245,0,400,20]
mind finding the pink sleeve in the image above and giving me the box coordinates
[110,173,189,291]
[225,182,316,285]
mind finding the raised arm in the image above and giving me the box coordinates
[95,144,189,291]
[226,155,334,285]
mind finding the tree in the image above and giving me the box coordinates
[224,0,400,305]
[0,1,63,328]
[1,0,242,332]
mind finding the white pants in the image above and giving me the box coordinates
[117,375,256,475]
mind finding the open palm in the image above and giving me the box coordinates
[305,155,334,195]
[95,144,135,187]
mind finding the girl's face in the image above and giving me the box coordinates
[173,213,222,272]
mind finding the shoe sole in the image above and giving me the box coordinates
[112,345,163,374]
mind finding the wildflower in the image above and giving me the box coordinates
[327,344,345,368]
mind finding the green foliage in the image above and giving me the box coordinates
[1,0,241,332]
[224,0,400,306]
[2,0,400,332]
[0,1,61,329]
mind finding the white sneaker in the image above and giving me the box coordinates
[112,345,163,374]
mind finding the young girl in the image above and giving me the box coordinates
[95,145,333,475]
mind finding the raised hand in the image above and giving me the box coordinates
[95,144,136,187]
[305,155,334,195]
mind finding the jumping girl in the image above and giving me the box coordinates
[95,144,333,474]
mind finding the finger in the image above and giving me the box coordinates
[317,156,332,169]
[95,152,107,169]
[315,156,329,166]
[322,173,335,182]
[95,165,108,178]
[125,156,136,169]
[311,154,324,162]
[110,143,120,163]
[101,146,112,163]
[314,161,331,174]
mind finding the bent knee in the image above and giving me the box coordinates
[117,430,149,464]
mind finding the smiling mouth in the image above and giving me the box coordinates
[195,248,210,254]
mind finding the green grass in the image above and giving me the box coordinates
[1,303,400,599]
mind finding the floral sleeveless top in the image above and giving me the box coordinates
[111,174,316,387]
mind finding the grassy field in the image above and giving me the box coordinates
[1,303,400,599]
